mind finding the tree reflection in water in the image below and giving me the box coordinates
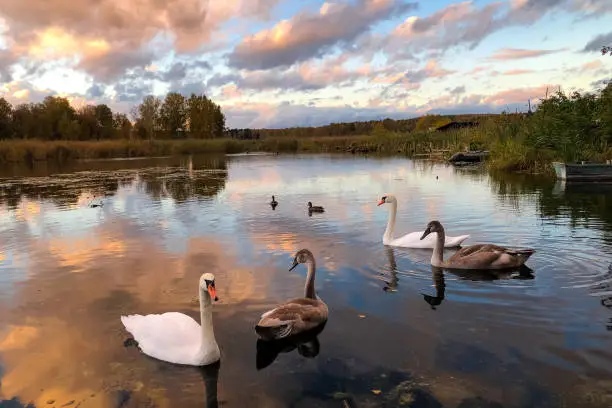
[0,155,229,209]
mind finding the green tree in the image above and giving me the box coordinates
[212,103,226,138]
[77,105,100,140]
[187,93,226,139]
[160,92,186,138]
[138,95,161,140]
[597,82,612,148]
[187,94,209,138]
[41,96,76,140]
[137,95,161,140]
[95,104,114,139]
[0,97,12,139]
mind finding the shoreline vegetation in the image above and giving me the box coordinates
[1,82,611,176]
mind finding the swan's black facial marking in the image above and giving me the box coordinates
[205,279,218,301]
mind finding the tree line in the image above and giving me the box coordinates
[0,92,226,141]
[254,113,498,138]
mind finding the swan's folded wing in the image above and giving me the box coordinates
[454,244,505,258]
[449,246,503,267]
[121,312,201,350]
[256,300,326,339]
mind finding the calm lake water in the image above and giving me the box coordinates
[0,153,611,408]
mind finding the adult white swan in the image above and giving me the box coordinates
[120,273,221,366]
[377,193,470,248]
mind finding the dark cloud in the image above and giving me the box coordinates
[86,83,106,98]
[448,86,466,95]
[228,0,418,70]
[162,62,188,82]
[113,81,153,103]
[0,50,17,82]
[583,31,612,52]
[78,49,156,83]
[173,81,208,96]
[590,78,611,89]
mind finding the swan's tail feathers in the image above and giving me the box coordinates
[448,234,471,247]
[255,323,293,341]
[457,234,471,244]
[120,314,144,335]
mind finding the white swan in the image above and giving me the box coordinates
[377,193,470,248]
[120,272,221,366]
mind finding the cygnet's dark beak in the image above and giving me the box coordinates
[420,227,431,241]
[289,258,299,271]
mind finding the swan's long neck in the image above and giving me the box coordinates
[431,228,445,267]
[383,200,397,244]
[304,257,317,299]
[199,288,219,353]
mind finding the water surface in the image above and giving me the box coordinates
[1,154,611,407]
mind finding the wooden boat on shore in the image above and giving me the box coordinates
[552,161,612,181]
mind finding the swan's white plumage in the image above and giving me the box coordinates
[385,230,471,248]
[120,272,220,366]
[379,193,470,249]
[121,312,211,365]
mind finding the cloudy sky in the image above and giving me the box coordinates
[0,0,611,128]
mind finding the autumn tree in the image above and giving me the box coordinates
[137,95,161,140]
[0,97,12,139]
[187,93,226,138]
[159,92,186,138]
[113,113,132,139]
[0,92,225,141]
[41,96,78,140]
[77,105,100,140]
[95,104,114,140]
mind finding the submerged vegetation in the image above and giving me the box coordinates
[1,83,611,176]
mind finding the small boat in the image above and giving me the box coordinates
[448,150,489,164]
[552,161,612,181]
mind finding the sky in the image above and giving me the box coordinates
[0,0,611,129]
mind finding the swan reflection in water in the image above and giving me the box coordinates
[381,247,535,310]
[256,322,327,370]
[382,246,399,293]
[123,340,221,408]
[422,265,535,310]
[198,360,221,408]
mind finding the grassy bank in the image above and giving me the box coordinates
[0,139,260,163]
[0,131,468,164]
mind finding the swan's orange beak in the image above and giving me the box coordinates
[377,199,385,206]
[207,284,218,302]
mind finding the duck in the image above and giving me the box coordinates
[255,249,328,341]
[420,220,536,270]
[377,194,470,248]
[120,273,221,366]
[307,202,325,213]
[270,195,278,209]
